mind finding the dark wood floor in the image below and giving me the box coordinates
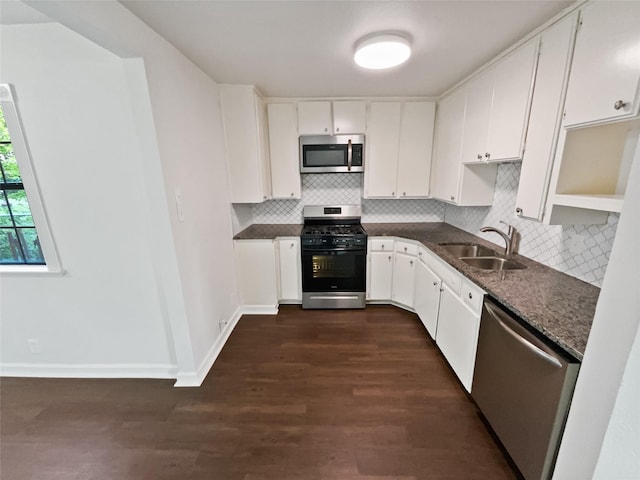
[1,305,518,480]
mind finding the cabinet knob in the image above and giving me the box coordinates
[381,245,385,250]
[403,192,406,196]
[336,127,340,132]
[290,192,294,197]
[614,100,627,110]
[468,292,473,299]
[433,281,438,286]
[515,207,523,215]
[324,127,328,132]
[404,247,407,252]
[392,191,395,196]
[410,260,413,266]
[477,154,483,160]
[450,195,455,201]
[388,255,392,261]
[263,195,267,200]
[484,152,491,160]
[290,243,294,248]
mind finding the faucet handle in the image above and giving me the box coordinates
[499,220,515,235]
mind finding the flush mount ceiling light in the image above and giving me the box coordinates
[354,33,411,70]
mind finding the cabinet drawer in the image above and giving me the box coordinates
[461,278,485,313]
[369,238,394,252]
[394,241,418,256]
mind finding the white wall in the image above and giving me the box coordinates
[2,1,241,384]
[0,23,174,376]
[553,130,640,479]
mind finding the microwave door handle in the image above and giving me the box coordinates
[347,139,352,172]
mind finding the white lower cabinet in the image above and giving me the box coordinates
[413,257,442,339]
[392,252,416,308]
[234,240,278,307]
[436,280,484,393]
[368,251,394,301]
[276,237,301,302]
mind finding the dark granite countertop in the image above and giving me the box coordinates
[234,222,599,360]
[234,223,302,239]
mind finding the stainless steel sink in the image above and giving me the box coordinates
[439,243,498,258]
[460,256,527,271]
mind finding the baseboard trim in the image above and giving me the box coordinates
[0,363,177,379]
[239,304,279,315]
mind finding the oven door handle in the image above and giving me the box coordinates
[347,139,352,172]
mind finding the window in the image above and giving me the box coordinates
[0,104,44,264]
[0,84,60,272]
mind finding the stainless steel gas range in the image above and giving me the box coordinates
[300,205,367,309]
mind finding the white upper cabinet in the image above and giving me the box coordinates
[220,85,272,203]
[431,88,498,206]
[462,40,539,164]
[563,1,640,127]
[297,101,332,134]
[333,101,367,134]
[267,103,301,199]
[365,101,436,198]
[365,102,402,198]
[515,14,577,221]
[297,100,367,135]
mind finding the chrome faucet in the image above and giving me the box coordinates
[480,222,517,256]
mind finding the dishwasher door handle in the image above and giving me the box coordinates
[486,303,562,369]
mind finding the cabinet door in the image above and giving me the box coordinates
[255,94,272,200]
[563,1,640,127]
[460,69,494,164]
[436,283,481,392]
[431,88,466,203]
[220,86,271,203]
[268,103,301,199]
[297,101,332,135]
[365,102,402,198]
[396,102,436,197]
[235,240,278,306]
[277,238,301,301]
[487,40,538,161]
[333,101,367,134]
[392,252,416,308]
[414,260,442,339]
[515,15,577,221]
[368,252,394,300]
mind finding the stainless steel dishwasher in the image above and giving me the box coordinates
[472,298,580,480]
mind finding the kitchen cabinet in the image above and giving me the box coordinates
[267,103,301,199]
[234,240,278,307]
[367,238,394,301]
[461,40,538,164]
[436,280,483,393]
[431,88,498,206]
[364,101,436,198]
[220,85,271,203]
[276,237,302,302]
[391,241,417,308]
[297,100,366,135]
[413,251,442,339]
[515,14,578,221]
[563,1,640,128]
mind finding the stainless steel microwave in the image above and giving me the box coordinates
[299,135,365,173]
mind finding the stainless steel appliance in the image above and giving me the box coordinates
[301,205,367,309]
[299,135,364,173]
[472,298,580,480]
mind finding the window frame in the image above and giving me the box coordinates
[0,84,62,275]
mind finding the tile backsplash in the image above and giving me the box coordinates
[233,166,618,287]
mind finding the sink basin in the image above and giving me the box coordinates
[439,243,498,258]
[460,256,527,271]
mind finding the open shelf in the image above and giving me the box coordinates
[552,194,624,213]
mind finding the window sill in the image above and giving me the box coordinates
[0,265,66,277]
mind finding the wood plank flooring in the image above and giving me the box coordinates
[0,305,519,479]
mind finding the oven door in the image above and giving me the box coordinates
[301,247,366,293]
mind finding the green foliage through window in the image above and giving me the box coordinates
[0,105,44,264]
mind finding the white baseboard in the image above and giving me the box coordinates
[239,304,279,315]
[0,363,177,379]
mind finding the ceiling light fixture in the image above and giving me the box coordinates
[354,33,411,70]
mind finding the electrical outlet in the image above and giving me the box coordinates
[27,338,41,354]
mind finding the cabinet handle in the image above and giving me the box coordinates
[515,207,523,215]
[290,192,294,197]
[403,192,406,196]
[404,247,407,252]
[336,127,340,132]
[614,100,627,110]
[263,195,267,200]
[484,152,491,160]
[468,292,473,299]
[433,281,438,286]
[324,127,328,132]
[388,255,392,261]
[450,195,455,201]
[347,139,352,172]
[477,154,483,160]
[410,260,413,266]
[392,191,395,196]
[290,243,294,248]
[381,245,385,250]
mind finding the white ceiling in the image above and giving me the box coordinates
[119,0,573,98]
[0,1,574,98]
